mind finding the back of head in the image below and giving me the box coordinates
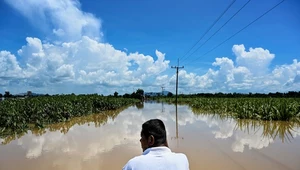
[141,119,167,147]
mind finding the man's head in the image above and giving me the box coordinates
[140,119,168,152]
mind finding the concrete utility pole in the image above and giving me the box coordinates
[161,86,165,96]
[171,59,184,104]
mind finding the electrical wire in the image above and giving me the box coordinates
[184,0,285,66]
[178,0,237,63]
[181,0,252,65]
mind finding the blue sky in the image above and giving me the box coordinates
[0,0,299,95]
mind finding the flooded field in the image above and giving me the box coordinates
[0,102,300,170]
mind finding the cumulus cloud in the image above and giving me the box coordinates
[0,51,23,79]
[1,0,170,94]
[163,45,298,94]
[233,44,275,76]
[5,0,102,41]
[1,0,299,94]
[273,59,300,87]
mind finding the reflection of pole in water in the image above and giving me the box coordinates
[176,104,178,139]
[161,102,165,113]
[171,104,183,147]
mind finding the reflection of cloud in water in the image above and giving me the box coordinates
[18,130,76,159]
[213,121,235,139]
[18,117,141,160]
[170,105,201,126]
[291,127,300,138]
[231,129,274,152]
[6,102,300,169]
[198,114,300,152]
[197,115,235,139]
[15,103,199,166]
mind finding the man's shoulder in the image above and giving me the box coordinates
[122,155,146,169]
[127,151,188,162]
[170,152,189,162]
[122,151,189,170]
[128,155,145,163]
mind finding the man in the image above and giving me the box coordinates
[122,119,189,170]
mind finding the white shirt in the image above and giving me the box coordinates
[122,146,189,170]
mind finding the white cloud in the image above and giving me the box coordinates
[160,45,298,94]
[0,51,23,79]
[1,33,169,92]
[155,75,169,86]
[5,0,102,42]
[233,44,275,76]
[1,0,299,94]
[272,59,300,86]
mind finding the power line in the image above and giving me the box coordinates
[185,0,285,66]
[181,0,252,65]
[178,0,237,62]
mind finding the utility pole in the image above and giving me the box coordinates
[171,59,184,104]
[161,86,165,96]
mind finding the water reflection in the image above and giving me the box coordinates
[0,102,299,170]
[194,110,300,152]
[0,108,123,145]
[171,104,184,147]
[135,101,144,110]
[235,119,300,143]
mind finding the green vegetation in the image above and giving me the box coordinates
[235,119,300,143]
[161,97,300,121]
[0,94,138,136]
[193,111,300,143]
[1,108,124,145]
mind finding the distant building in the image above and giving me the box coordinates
[27,91,32,96]
[13,91,45,98]
[144,90,171,97]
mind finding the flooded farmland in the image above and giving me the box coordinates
[0,102,300,170]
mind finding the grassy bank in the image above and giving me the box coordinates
[0,94,138,135]
[159,97,300,121]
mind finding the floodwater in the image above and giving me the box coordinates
[0,102,300,170]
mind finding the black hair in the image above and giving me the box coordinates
[141,119,167,147]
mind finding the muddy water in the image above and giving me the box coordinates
[0,102,300,170]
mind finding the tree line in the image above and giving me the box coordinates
[175,91,300,98]
[1,90,300,100]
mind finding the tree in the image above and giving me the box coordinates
[0,93,2,98]
[135,89,144,100]
[136,89,144,96]
[123,93,131,98]
[114,91,118,97]
[167,92,173,97]
[4,91,12,98]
